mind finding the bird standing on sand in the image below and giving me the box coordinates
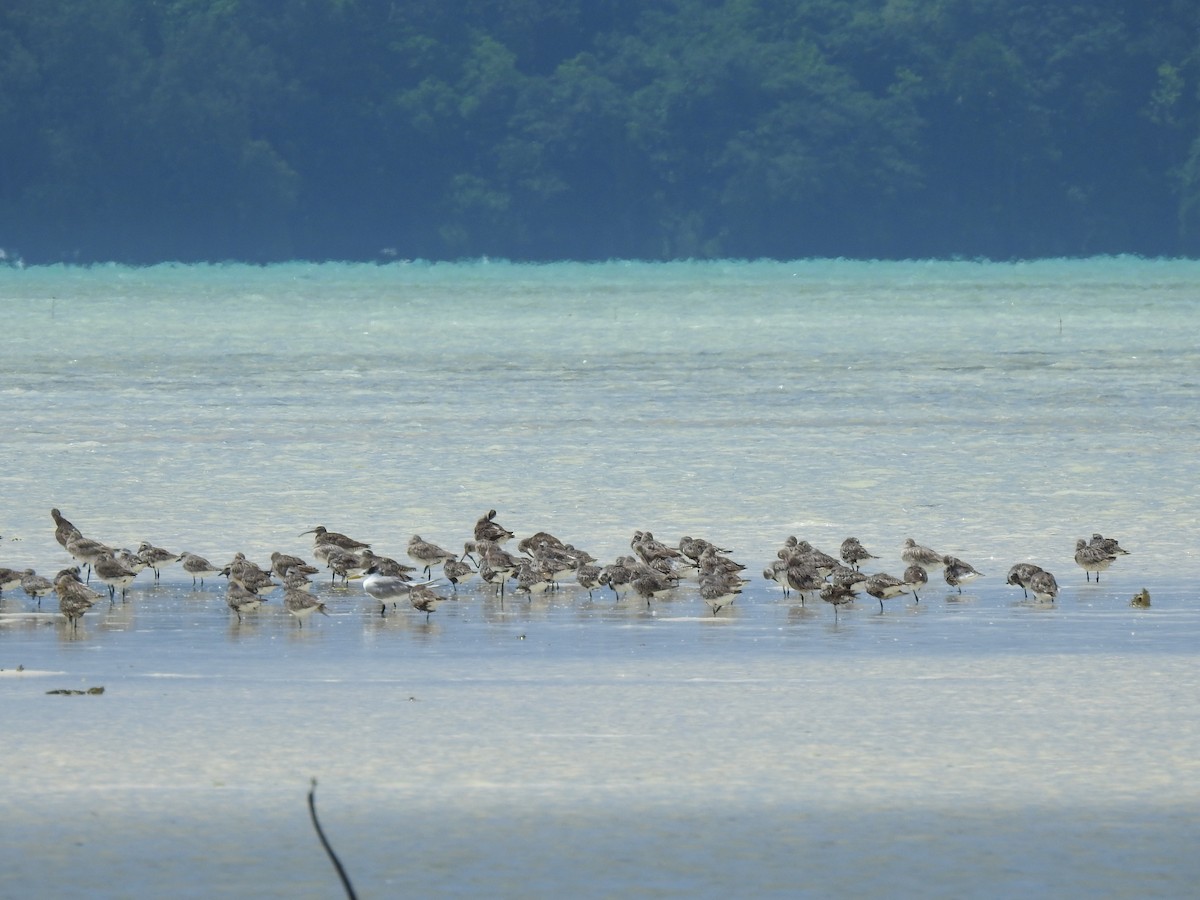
[575,562,602,598]
[902,564,928,601]
[93,552,139,602]
[1074,538,1115,582]
[821,583,856,619]
[408,585,445,621]
[865,573,910,612]
[178,552,221,587]
[407,535,459,577]
[226,582,268,621]
[20,570,55,606]
[1006,563,1044,598]
[784,563,824,602]
[55,571,101,629]
[942,555,983,593]
[698,572,742,615]
[1028,570,1059,602]
[136,542,176,581]
[442,558,474,591]
[284,589,329,625]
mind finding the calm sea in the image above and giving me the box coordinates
[2,258,1198,897]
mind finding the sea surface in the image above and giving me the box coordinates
[1,258,1198,897]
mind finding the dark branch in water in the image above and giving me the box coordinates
[308,778,358,900]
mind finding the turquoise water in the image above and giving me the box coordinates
[1,258,1199,897]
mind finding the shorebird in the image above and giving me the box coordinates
[632,531,684,566]
[324,548,370,584]
[407,535,459,577]
[58,593,95,629]
[528,541,576,586]
[283,571,315,592]
[136,542,176,581]
[93,552,139,601]
[942,556,983,593]
[115,548,148,577]
[20,570,55,605]
[55,570,102,629]
[65,535,112,580]
[284,589,329,625]
[408,585,444,621]
[1028,569,1059,601]
[301,526,370,551]
[901,538,944,569]
[270,551,318,579]
[224,553,266,581]
[784,562,824,603]
[365,555,416,578]
[50,508,82,548]
[477,561,506,594]
[631,569,676,607]
[1090,533,1130,556]
[864,573,910,612]
[840,537,878,570]
[598,557,637,599]
[224,554,276,594]
[902,564,928,601]
[1006,562,1044,598]
[512,560,553,598]
[517,530,566,555]
[473,509,515,544]
[575,562,601,598]
[0,567,23,594]
[790,541,839,576]
[679,536,732,565]
[901,538,943,570]
[1074,538,1116,582]
[466,540,522,595]
[696,546,746,578]
[178,552,222,587]
[226,582,268,621]
[311,542,344,566]
[820,583,857,619]
[699,575,741,614]
[829,564,868,592]
[763,560,791,597]
[442,558,475,591]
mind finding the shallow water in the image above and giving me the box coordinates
[2,258,1199,897]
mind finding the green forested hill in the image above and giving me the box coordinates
[2,0,1198,264]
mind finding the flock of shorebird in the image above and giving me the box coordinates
[0,508,1133,630]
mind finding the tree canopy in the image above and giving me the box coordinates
[2,0,1198,264]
